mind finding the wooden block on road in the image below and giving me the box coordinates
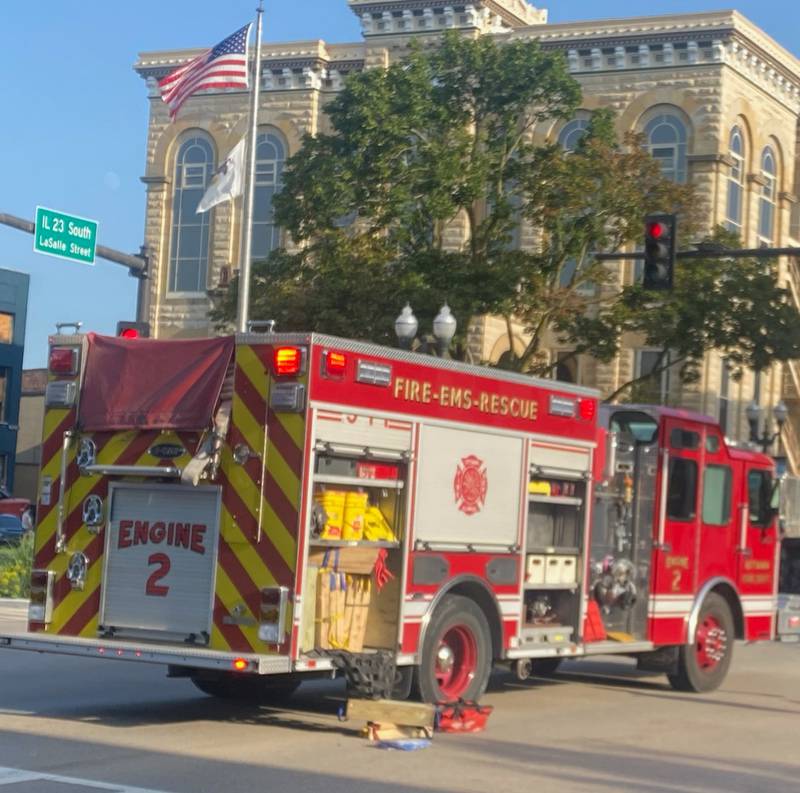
[347,698,435,729]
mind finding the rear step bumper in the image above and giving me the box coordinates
[0,632,290,674]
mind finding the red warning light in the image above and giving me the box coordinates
[647,221,665,239]
[273,347,303,377]
[49,347,79,375]
[578,398,597,421]
[120,328,140,339]
[324,350,347,378]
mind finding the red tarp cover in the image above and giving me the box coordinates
[79,334,235,431]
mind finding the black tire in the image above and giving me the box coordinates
[668,592,735,693]
[532,657,562,677]
[190,672,300,703]
[414,594,493,704]
[391,666,414,700]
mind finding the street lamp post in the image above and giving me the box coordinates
[432,303,457,358]
[394,303,456,357]
[745,400,788,454]
[394,304,419,351]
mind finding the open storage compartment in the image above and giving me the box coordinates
[300,445,408,656]
[521,469,587,648]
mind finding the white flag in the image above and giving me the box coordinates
[197,138,246,213]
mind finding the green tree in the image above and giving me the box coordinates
[213,32,590,347]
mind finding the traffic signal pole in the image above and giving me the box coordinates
[595,246,800,261]
[0,212,150,324]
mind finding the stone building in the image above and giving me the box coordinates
[134,0,800,468]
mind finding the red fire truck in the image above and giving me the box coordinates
[0,330,780,701]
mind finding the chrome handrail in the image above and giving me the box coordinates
[81,464,181,479]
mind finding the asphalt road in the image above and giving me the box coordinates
[1,600,799,793]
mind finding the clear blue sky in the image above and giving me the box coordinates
[2,1,798,367]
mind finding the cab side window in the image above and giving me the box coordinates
[748,470,773,527]
[668,458,697,520]
[702,465,732,525]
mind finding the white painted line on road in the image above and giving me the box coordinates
[0,765,172,792]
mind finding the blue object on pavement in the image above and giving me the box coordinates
[372,739,432,751]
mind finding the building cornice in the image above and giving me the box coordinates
[134,9,800,109]
[508,11,800,112]
[347,0,546,29]
[134,40,366,81]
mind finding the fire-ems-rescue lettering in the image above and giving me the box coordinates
[393,377,538,421]
[117,520,208,555]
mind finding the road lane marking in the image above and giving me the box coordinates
[0,766,171,792]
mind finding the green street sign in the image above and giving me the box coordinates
[34,206,98,265]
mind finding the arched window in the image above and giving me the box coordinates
[644,112,688,182]
[725,126,745,234]
[758,146,777,244]
[558,117,590,152]
[169,133,215,293]
[251,129,286,261]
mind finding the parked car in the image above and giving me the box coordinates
[0,514,27,545]
[0,486,34,530]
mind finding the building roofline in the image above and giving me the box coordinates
[514,9,800,78]
[135,39,366,78]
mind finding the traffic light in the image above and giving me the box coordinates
[643,213,676,291]
[116,321,150,339]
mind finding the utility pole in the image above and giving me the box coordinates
[0,212,150,324]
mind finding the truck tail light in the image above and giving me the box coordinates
[258,586,289,644]
[323,350,347,378]
[28,570,55,625]
[232,658,249,672]
[273,347,303,377]
[49,346,80,375]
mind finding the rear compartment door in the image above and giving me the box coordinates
[100,483,221,642]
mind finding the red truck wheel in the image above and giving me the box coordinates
[415,594,492,704]
[668,593,734,693]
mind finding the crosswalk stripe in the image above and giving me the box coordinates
[0,765,172,792]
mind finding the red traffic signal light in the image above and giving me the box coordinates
[116,321,150,339]
[643,214,676,291]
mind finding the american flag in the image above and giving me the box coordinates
[159,24,252,120]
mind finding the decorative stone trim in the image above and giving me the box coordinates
[140,175,170,188]
[687,154,732,165]
[779,191,799,205]
[347,0,545,31]
[748,173,768,187]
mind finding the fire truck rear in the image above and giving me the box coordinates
[0,330,780,701]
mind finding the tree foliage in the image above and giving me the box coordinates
[212,32,800,402]
[604,227,800,402]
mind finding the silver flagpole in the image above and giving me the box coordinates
[236,0,265,333]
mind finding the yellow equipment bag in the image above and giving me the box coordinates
[314,490,346,540]
[364,505,396,542]
[343,491,368,541]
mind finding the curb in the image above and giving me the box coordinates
[0,598,28,605]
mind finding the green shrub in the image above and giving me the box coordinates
[0,533,34,599]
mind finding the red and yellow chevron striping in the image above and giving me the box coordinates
[212,343,305,654]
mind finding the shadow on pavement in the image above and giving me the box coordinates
[0,730,456,793]
[444,734,800,793]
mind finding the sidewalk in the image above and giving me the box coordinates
[0,598,27,628]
